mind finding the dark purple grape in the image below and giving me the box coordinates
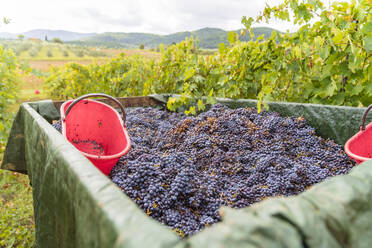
[52,120,62,133]
[51,104,355,237]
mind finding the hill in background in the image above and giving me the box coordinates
[0,29,97,41]
[0,27,279,49]
[72,27,279,49]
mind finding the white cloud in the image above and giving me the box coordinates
[0,0,301,34]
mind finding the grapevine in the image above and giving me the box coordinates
[0,45,21,151]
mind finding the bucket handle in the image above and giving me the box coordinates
[63,93,127,126]
[361,104,372,131]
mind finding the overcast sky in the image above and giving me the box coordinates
[0,0,302,34]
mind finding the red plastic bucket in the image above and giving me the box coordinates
[345,104,372,164]
[60,93,131,175]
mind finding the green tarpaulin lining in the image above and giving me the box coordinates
[2,94,372,248]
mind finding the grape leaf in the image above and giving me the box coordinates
[227,31,237,44]
[332,29,344,44]
[184,68,195,81]
[364,36,372,53]
[350,85,364,96]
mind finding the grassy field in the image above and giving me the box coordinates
[0,171,34,247]
[0,47,160,247]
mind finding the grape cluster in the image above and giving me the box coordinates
[53,120,62,132]
[52,104,355,237]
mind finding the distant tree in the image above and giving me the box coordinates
[28,48,38,57]
[75,49,84,57]
[45,35,48,41]
[1,17,10,26]
[18,34,24,40]
[139,43,144,49]
[52,37,63,44]
[46,49,53,57]
[62,50,69,57]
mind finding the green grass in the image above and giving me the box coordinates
[0,170,35,248]
[19,89,49,103]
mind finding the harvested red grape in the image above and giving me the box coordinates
[53,104,355,237]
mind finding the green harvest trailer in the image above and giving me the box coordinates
[2,95,372,248]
